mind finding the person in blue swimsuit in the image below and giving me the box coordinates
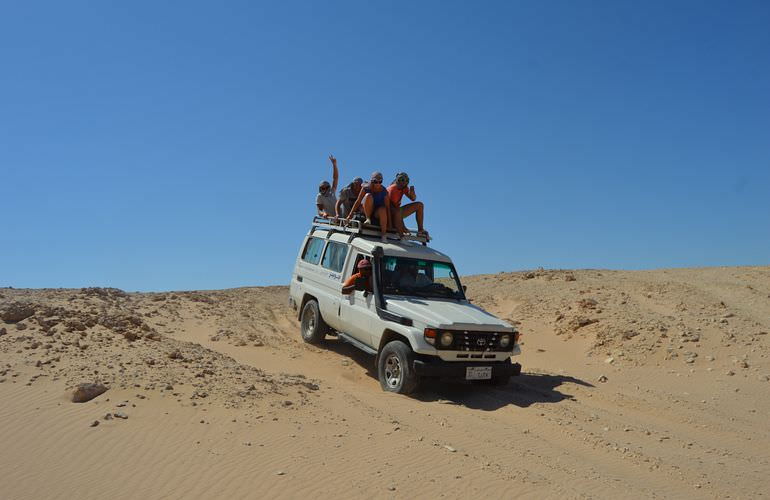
[345,171,392,241]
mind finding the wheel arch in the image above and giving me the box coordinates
[298,293,318,321]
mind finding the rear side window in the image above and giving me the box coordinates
[322,241,348,272]
[301,237,325,265]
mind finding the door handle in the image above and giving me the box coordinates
[296,275,303,282]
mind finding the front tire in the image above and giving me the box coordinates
[300,300,328,344]
[378,341,419,394]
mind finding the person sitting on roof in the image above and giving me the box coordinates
[335,176,364,218]
[316,154,339,218]
[346,171,391,242]
[342,259,373,294]
[387,172,428,238]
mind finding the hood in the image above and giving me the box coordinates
[384,296,514,332]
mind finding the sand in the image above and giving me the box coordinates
[1,266,769,499]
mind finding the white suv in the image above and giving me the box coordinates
[288,218,521,394]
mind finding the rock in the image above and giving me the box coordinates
[275,471,286,476]
[90,420,100,427]
[444,445,457,452]
[564,273,576,282]
[71,383,108,403]
[0,327,6,336]
[604,357,614,364]
[388,486,396,491]
[104,413,113,420]
[0,302,36,322]
[113,412,128,419]
[725,370,735,376]
[15,322,27,331]
[598,375,608,383]
[168,350,183,360]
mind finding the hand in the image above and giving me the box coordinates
[329,154,337,165]
[409,185,415,196]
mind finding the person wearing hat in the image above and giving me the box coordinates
[335,176,364,218]
[387,172,428,238]
[316,154,339,218]
[341,259,373,294]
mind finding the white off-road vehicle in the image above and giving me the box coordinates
[289,217,521,394]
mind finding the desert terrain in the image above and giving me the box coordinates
[1,266,769,499]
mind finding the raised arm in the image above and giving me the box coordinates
[335,197,343,217]
[329,155,339,192]
[406,185,417,202]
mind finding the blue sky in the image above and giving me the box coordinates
[1,0,768,291]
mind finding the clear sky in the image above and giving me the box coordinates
[2,0,768,291]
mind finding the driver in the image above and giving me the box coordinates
[397,261,431,288]
[342,259,373,295]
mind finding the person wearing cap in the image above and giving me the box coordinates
[346,171,391,242]
[316,154,339,218]
[341,259,373,294]
[335,176,363,218]
[387,172,428,238]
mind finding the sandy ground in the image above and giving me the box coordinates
[1,266,769,499]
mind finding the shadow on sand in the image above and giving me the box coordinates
[321,338,593,410]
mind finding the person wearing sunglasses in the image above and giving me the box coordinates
[346,171,391,242]
[316,154,339,218]
[387,172,428,238]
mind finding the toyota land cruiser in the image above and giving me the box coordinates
[288,217,521,394]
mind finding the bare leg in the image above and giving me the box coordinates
[390,206,408,234]
[362,194,373,222]
[375,206,388,237]
[400,202,426,233]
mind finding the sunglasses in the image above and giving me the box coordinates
[397,177,409,184]
[370,179,382,184]
[320,185,330,191]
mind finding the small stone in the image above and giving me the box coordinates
[725,370,735,376]
[90,420,99,427]
[113,412,128,419]
[444,445,456,452]
[598,375,608,383]
[604,357,614,364]
[103,413,113,420]
[282,400,293,407]
[275,471,286,476]
[387,486,396,491]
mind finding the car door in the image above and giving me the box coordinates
[318,240,349,330]
[339,252,377,346]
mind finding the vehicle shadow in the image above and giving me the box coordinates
[322,338,593,410]
[322,337,379,378]
[416,373,594,410]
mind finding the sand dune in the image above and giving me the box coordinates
[1,266,769,499]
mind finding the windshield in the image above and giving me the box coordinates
[380,256,465,300]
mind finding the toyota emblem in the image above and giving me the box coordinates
[476,338,486,346]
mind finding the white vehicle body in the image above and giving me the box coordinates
[289,219,521,392]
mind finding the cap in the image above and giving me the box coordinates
[357,259,372,269]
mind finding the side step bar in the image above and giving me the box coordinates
[337,332,378,356]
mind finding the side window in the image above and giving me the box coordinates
[322,241,348,272]
[301,237,325,265]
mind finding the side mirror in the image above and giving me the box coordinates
[462,285,467,293]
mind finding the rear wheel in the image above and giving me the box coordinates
[378,341,419,394]
[300,300,328,344]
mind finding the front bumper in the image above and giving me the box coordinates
[413,359,521,378]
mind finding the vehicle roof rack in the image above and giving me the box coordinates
[310,216,431,245]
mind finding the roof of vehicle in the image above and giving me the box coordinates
[310,229,453,263]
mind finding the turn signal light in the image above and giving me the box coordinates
[424,328,437,345]
[513,331,520,344]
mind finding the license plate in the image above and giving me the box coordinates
[466,366,492,380]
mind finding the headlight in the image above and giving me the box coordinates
[439,331,454,347]
[499,334,511,348]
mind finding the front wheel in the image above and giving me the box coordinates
[378,341,419,394]
[300,299,328,344]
